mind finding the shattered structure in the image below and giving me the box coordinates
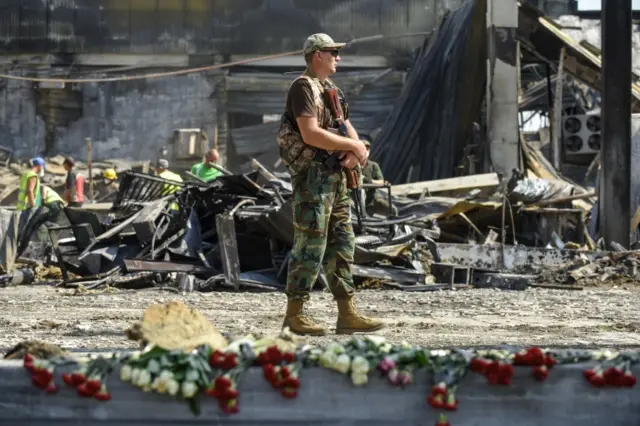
[0,1,637,295]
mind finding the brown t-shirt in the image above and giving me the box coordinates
[284,78,333,132]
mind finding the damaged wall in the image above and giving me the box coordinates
[0,74,218,161]
[0,0,466,56]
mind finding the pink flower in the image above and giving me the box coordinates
[387,369,400,385]
[377,357,396,374]
[398,371,413,386]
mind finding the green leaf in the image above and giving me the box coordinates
[137,346,169,364]
[415,350,429,367]
[188,396,201,416]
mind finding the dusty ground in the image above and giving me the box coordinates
[1,285,639,353]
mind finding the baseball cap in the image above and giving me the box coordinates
[303,33,346,55]
[156,159,169,169]
[31,157,46,170]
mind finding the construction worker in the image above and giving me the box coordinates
[96,168,120,203]
[42,186,66,223]
[62,157,85,207]
[191,149,223,182]
[155,159,182,211]
[16,157,45,211]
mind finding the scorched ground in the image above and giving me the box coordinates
[0,286,639,352]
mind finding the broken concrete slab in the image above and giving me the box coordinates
[437,243,607,270]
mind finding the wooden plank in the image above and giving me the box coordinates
[390,173,500,197]
[0,361,638,425]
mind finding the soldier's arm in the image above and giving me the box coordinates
[343,119,359,141]
[297,117,361,152]
[290,80,362,154]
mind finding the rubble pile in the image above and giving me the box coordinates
[520,251,640,287]
[0,148,631,294]
[0,162,446,293]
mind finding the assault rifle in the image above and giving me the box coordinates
[322,87,364,231]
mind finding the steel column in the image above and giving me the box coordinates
[599,0,633,248]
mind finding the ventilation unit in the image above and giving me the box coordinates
[562,114,601,155]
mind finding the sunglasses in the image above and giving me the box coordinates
[319,49,340,57]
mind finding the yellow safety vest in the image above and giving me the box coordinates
[159,170,183,211]
[16,170,41,211]
[43,187,64,205]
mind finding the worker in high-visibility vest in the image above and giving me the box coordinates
[155,159,182,211]
[42,186,66,223]
[16,157,46,211]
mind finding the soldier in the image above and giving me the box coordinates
[360,140,397,216]
[277,33,385,335]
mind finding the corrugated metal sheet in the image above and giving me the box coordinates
[370,0,486,183]
[0,0,453,55]
[226,70,405,116]
[228,69,405,171]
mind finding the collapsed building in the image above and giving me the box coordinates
[0,1,638,293]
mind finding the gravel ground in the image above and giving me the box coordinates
[1,285,639,353]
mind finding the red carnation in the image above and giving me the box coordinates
[532,365,549,382]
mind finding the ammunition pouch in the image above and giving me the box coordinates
[277,115,317,177]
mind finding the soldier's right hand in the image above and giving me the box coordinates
[351,141,369,166]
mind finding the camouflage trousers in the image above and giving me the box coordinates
[286,161,356,301]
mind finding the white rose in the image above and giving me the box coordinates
[185,369,199,383]
[159,370,174,381]
[379,343,393,354]
[166,379,179,396]
[120,365,132,382]
[350,356,370,375]
[333,354,351,374]
[130,368,141,384]
[147,359,161,374]
[137,369,152,387]
[181,381,198,398]
[319,351,338,368]
[326,342,346,354]
[351,372,368,386]
[365,335,386,346]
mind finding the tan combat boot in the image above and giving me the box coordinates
[335,296,385,334]
[282,299,327,336]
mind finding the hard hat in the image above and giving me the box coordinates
[103,168,117,180]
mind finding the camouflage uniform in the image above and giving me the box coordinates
[277,33,384,336]
[362,158,397,216]
[279,73,355,301]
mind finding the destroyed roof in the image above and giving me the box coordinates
[518,2,640,112]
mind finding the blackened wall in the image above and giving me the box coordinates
[0,0,466,56]
[0,74,218,161]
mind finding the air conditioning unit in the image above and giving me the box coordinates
[562,114,601,155]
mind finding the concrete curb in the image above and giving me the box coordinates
[0,360,638,425]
